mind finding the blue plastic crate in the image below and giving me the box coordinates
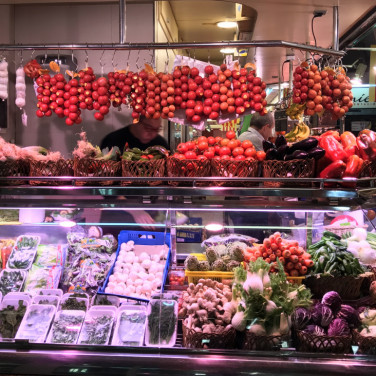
[100,230,171,303]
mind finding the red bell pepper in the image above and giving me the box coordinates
[319,135,347,163]
[340,132,356,148]
[356,133,376,161]
[320,130,341,141]
[343,155,364,178]
[359,129,376,142]
[319,160,346,179]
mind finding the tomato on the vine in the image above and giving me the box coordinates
[203,150,214,159]
[197,136,207,144]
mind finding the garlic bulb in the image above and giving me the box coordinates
[0,60,8,100]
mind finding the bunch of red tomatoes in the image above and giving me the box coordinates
[172,131,266,161]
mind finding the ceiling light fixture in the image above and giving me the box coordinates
[217,21,238,29]
[220,48,236,54]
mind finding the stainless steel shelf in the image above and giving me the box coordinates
[0,177,375,210]
[0,344,375,376]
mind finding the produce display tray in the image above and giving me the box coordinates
[101,230,171,303]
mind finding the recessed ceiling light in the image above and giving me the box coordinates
[217,21,238,29]
[220,48,236,54]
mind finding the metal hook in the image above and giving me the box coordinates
[112,48,117,71]
[44,45,47,65]
[207,49,210,64]
[149,46,155,70]
[30,49,35,60]
[18,49,23,66]
[99,45,105,75]
[71,49,78,72]
[165,46,170,72]
[135,48,141,70]
[57,44,60,63]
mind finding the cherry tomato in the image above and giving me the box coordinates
[215,136,222,144]
[220,138,230,147]
[197,136,207,144]
[235,155,246,160]
[203,150,214,159]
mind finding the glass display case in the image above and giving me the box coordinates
[0,177,376,375]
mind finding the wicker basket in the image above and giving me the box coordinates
[0,159,29,185]
[262,158,315,187]
[29,159,74,185]
[353,330,376,355]
[242,332,288,351]
[121,158,166,186]
[296,330,352,353]
[360,160,376,178]
[304,275,365,300]
[166,157,211,186]
[73,158,121,186]
[182,324,236,349]
[211,159,259,187]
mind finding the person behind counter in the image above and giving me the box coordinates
[238,112,275,151]
[99,117,169,234]
[100,116,169,152]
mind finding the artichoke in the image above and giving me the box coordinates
[226,260,240,271]
[199,261,210,271]
[227,241,246,262]
[205,246,219,264]
[212,259,226,271]
[184,255,200,271]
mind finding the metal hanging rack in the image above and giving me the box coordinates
[0,40,344,57]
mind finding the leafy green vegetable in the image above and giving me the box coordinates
[61,298,87,311]
[50,312,85,344]
[147,300,176,345]
[0,301,27,339]
[80,314,114,345]
[0,270,24,295]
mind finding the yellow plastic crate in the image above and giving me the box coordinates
[185,270,234,284]
[287,276,305,285]
[190,253,207,261]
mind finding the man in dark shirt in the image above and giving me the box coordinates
[99,117,169,235]
[100,117,169,152]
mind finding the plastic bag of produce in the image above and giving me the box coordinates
[24,265,62,291]
[34,244,67,267]
[201,233,258,248]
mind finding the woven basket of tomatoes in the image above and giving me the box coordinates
[29,159,74,186]
[243,232,314,278]
[73,158,122,186]
[262,158,315,188]
[211,158,260,186]
[166,157,211,186]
